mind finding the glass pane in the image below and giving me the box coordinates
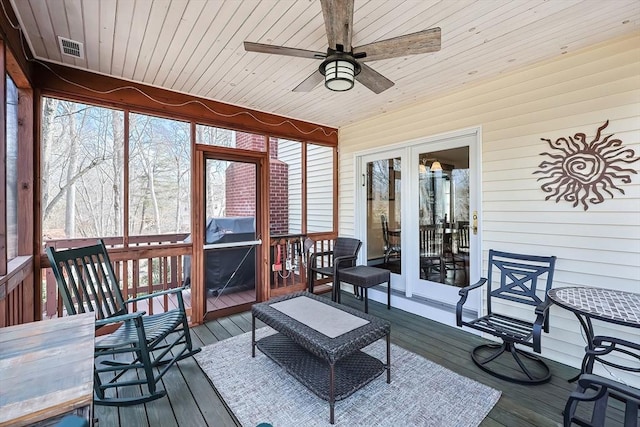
[6,76,18,259]
[195,124,266,152]
[269,137,302,235]
[129,113,191,236]
[367,157,401,274]
[418,148,469,286]
[41,98,124,240]
[307,143,334,233]
[203,159,256,311]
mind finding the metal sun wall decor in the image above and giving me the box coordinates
[534,120,639,211]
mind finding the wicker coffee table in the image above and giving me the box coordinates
[252,291,391,424]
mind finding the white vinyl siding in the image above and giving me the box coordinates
[307,144,334,233]
[277,141,335,234]
[338,33,640,387]
[276,140,302,234]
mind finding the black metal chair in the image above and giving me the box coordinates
[307,237,362,301]
[419,224,444,281]
[381,214,401,264]
[46,240,201,406]
[456,249,557,384]
[564,373,640,427]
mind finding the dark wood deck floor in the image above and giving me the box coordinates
[94,291,626,427]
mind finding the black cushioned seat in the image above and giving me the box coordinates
[307,237,362,301]
[337,265,391,313]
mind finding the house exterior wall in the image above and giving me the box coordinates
[275,140,302,234]
[338,33,640,386]
[306,144,334,233]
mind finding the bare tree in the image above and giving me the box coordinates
[111,111,123,235]
[40,98,58,223]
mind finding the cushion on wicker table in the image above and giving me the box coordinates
[252,292,390,363]
[271,296,369,338]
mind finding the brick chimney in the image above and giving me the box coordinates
[226,132,289,234]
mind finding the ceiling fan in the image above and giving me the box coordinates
[244,0,441,94]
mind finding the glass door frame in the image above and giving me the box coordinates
[357,150,407,292]
[355,127,482,321]
[193,145,269,322]
[408,132,480,310]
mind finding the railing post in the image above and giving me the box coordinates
[45,268,58,318]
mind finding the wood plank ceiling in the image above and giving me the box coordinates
[7,0,640,128]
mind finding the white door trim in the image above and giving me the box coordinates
[353,126,483,324]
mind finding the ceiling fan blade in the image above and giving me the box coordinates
[356,63,394,94]
[292,70,324,92]
[320,0,354,50]
[354,27,441,62]
[244,42,326,59]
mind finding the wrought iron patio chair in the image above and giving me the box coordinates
[381,214,401,264]
[456,249,557,384]
[307,237,362,301]
[46,240,201,406]
[564,373,640,427]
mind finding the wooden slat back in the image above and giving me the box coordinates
[46,240,127,320]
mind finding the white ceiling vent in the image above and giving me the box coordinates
[58,36,84,59]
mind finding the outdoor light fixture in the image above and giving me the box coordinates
[323,60,355,91]
[320,50,361,92]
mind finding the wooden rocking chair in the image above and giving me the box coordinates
[46,240,201,406]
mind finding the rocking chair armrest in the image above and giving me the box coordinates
[95,311,145,327]
[456,278,487,326]
[126,286,186,304]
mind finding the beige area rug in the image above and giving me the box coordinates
[195,327,501,427]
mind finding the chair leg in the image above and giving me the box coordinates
[471,342,551,385]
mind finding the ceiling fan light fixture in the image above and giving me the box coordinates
[323,59,356,91]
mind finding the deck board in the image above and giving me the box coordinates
[92,291,630,427]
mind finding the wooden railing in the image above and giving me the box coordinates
[269,233,336,297]
[40,232,338,319]
[0,256,36,327]
[41,234,190,319]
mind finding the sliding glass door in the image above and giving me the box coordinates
[411,142,477,309]
[361,152,405,291]
[357,130,480,322]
